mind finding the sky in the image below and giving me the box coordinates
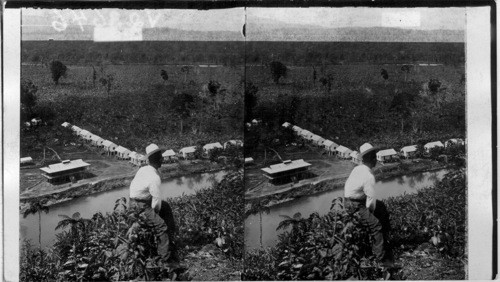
[21,7,466,41]
[22,7,466,31]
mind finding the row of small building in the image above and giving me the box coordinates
[61,122,243,164]
[282,122,465,164]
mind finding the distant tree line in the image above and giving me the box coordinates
[21,41,464,66]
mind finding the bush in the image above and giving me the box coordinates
[50,61,67,85]
[244,169,466,279]
[20,171,244,281]
[170,170,244,259]
[386,169,466,258]
[244,202,380,280]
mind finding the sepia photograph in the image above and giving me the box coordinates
[17,8,245,281]
[243,7,470,280]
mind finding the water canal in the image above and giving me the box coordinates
[244,169,448,250]
[20,171,226,248]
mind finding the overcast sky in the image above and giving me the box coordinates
[22,7,465,31]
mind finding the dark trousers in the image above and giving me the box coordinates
[130,199,178,261]
[345,198,393,263]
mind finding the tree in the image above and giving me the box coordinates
[160,69,168,82]
[428,78,441,94]
[180,66,192,83]
[389,91,418,133]
[91,65,97,87]
[23,202,49,247]
[276,212,307,235]
[171,92,195,134]
[380,69,389,80]
[401,65,412,82]
[49,60,67,85]
[21,79,38,119]
[244,82,258,122]
[207,80,221,97]
[99,74,115,98]
[269,61,287,84]
[55,212,91,246]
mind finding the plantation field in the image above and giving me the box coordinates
[21,63,244,162]
[244,62,465,158]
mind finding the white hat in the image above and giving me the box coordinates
[146,144,161,158]
[359,145,379,160]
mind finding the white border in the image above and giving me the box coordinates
[4,8,21,281]
[2,6,496,281]
[466,6,493,280]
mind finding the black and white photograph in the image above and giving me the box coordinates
[16,8,245,281]
[1,2,495,282]
[242,7,488,280]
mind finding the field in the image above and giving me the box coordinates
[244,61,465,158]
[21,63,244,164]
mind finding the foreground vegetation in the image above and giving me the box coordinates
[20,171,243,281]
[243,168,466,280]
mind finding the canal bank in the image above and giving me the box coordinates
[245,160,452,214]
[20,171,227,248]
[20,161,230,214]
[245,169,449,249]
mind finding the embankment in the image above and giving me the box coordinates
[245,161,452,216]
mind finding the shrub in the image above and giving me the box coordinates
[386,169,466,258]
[50,61,67,85]
[20,171,244,281]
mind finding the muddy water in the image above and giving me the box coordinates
[20,171,226,249]
[245,169,448,250]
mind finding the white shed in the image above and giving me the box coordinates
[102,140,118,155]
[445,138,464,148]
[292,125,302,133]
[179,146,197,159]
[20,157,34,165]
[115,146,131,160]
[61,122,70,128]
[244,157,254,165]
[299,130,314,140]
[336,145,353,159]
[282,122,291,128]
[71,125,82,134]
[311,135,326,146]
[350,151,361,164]
[424,141,444,152]
[376,148,398,162]
[203,142,223,155]
[162,149,177,162]
[400,145,417,158]
[90,135,104,147]
[223,140,243,149]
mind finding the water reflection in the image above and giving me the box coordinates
[245,169,448,249]
[20,171,226,249]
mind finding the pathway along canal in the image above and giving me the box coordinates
[20,171,226,249]
[245,169,448,250]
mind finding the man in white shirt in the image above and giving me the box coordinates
[344,146,394,268]
[130,144,177,262]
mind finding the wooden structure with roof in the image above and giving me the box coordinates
[261,159,312,185]
[39,159,90,184]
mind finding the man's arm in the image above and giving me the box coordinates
[149,176,162,213]
[363,173,377,213]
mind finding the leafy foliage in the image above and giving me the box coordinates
[386,169,466,258]
[21,79,38,119]
[170,170,244,259]
[20,172,244,281]
[50,60,67,85]
[244,170,466,280]
[269,61,288,84]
